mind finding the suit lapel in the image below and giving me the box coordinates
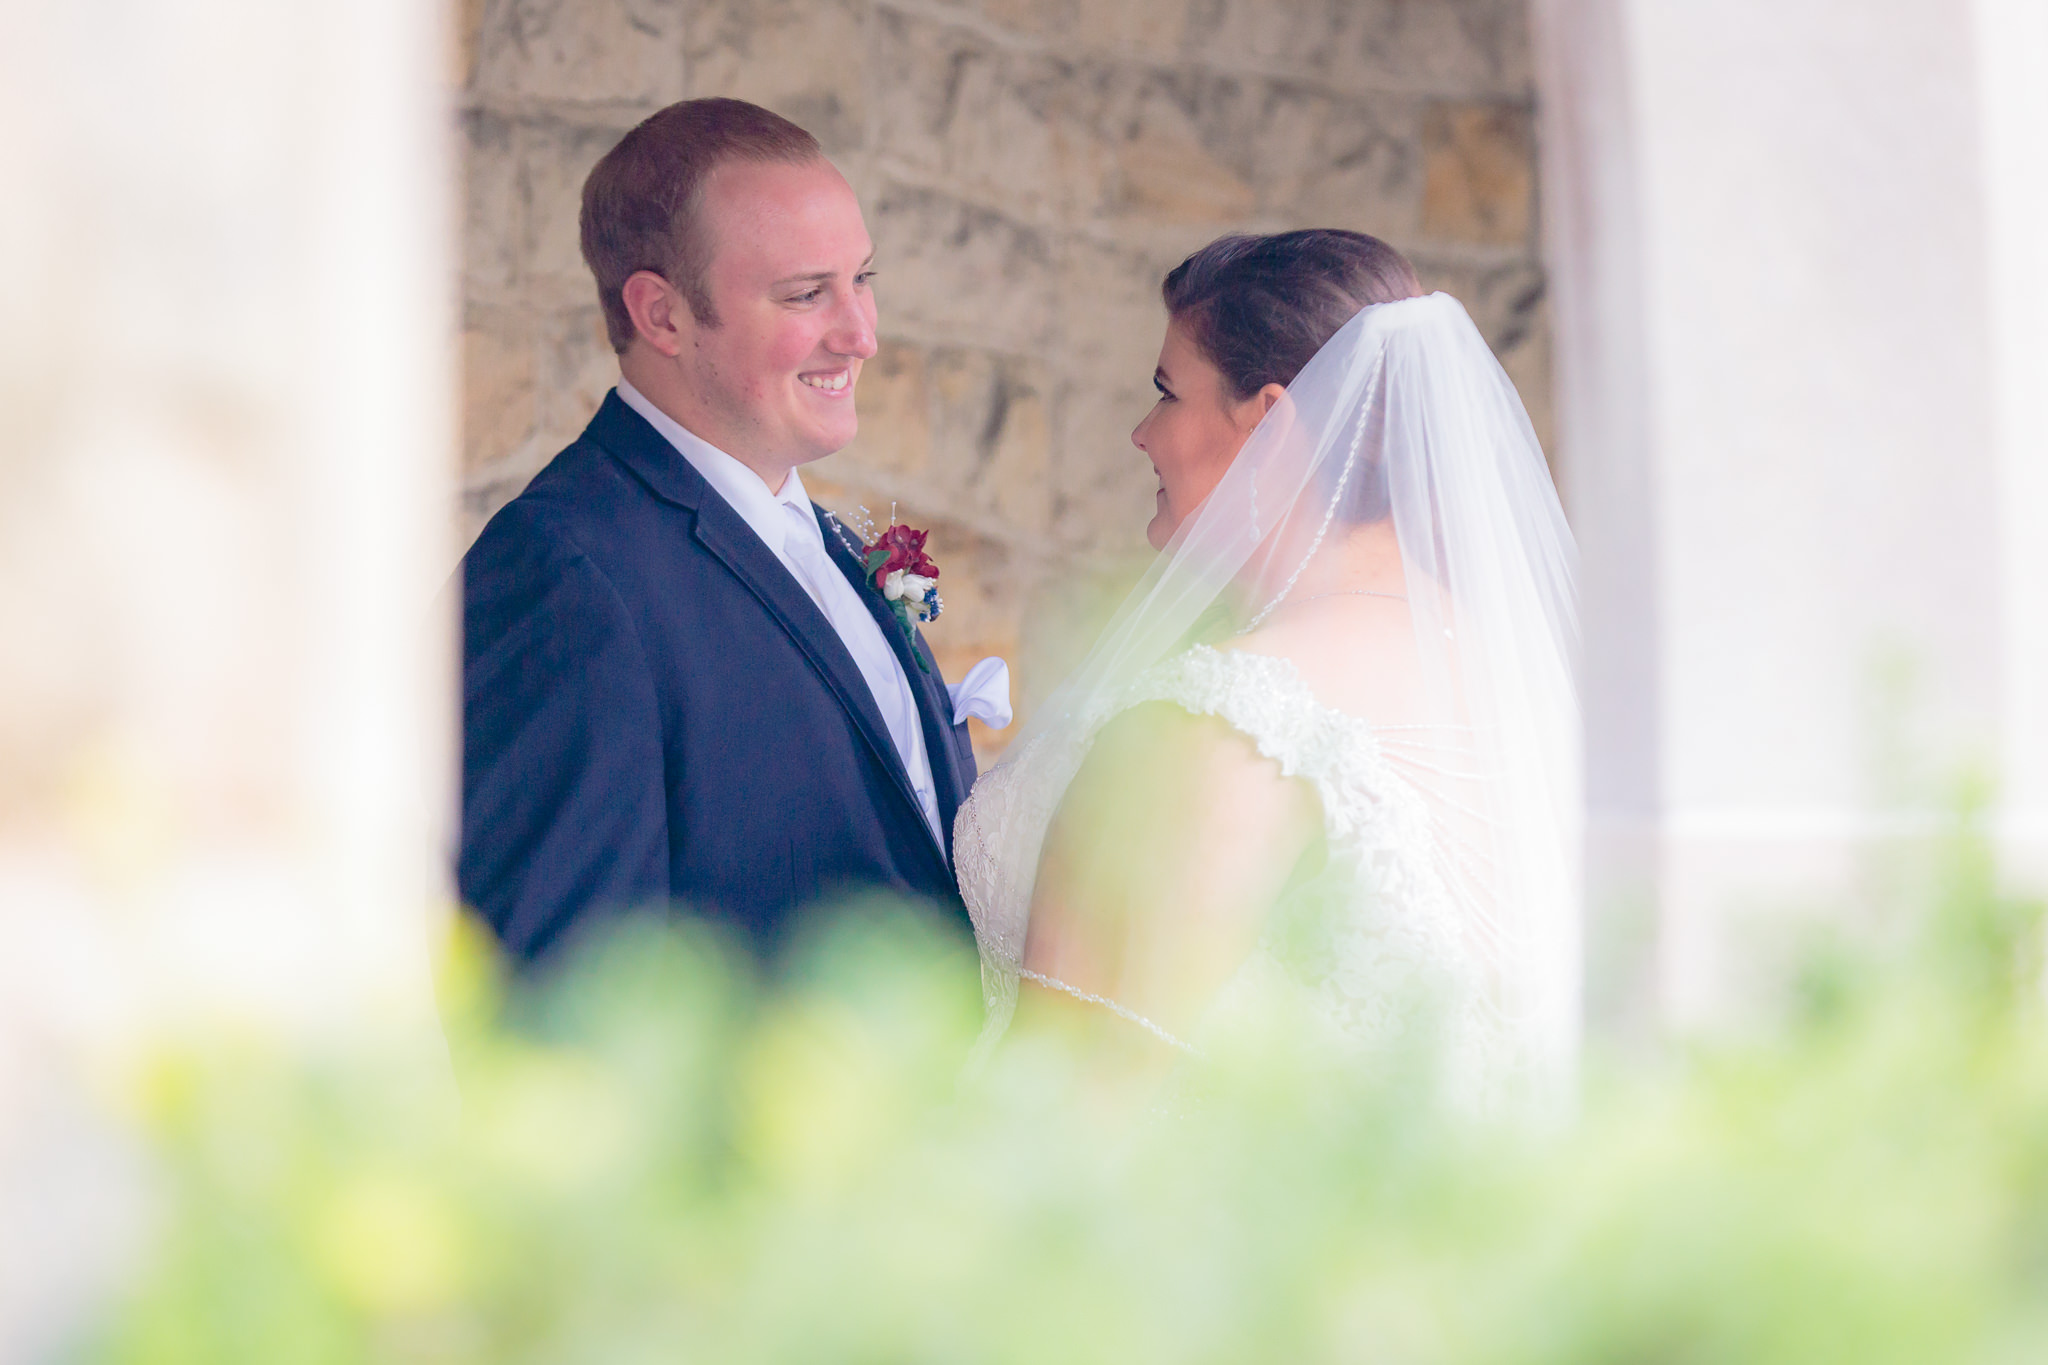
[588,393,949,874]
[816,509,975,857]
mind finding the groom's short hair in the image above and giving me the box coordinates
[580,98,824,353]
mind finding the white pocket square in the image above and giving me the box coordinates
[947,656,1012,729]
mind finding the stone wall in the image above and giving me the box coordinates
[456,0,1550,759]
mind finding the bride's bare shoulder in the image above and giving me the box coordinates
[1050,691,1309,868]
[1216,594,1419,707]
[1076,698,1260,796]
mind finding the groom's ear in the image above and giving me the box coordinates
[621,269,691,358]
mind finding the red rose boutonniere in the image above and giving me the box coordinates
[827,506,944,671]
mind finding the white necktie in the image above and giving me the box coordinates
[778,501,944,845]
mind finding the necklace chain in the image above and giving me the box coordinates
[1235,588,1408,636]
[1286,589,1408,607]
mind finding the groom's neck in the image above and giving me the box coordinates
[618,353,797,495]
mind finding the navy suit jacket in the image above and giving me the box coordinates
[457,390,978,962]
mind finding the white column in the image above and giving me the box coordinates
[0,1,454,1354]
[1976,0,2048,889]
[1532,0,2048,1029]
[1527,0,1663,1033]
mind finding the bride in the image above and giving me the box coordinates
[953,231,1581,1109]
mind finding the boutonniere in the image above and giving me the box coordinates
[829,506,944,672]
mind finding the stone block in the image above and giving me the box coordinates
[686,0,867,154]
[928,349,1053,534]
[454,304,605,551]
[454,0,488,89]
[460,467,536,550]
[1415,256,1554,463]
[1348,0,1531,96]
[1090,67,1418,235]
[534,305,619,449]
[977,0,1191,62]
[1276,92,1422,240]
[1420,100,1533,247]
[872,12,1118,222]
[1180,0,1531,98]
[869,9,983,180]
[461,109,522,301]
[1051,376,1158,551]
[471,0,686,105]
[816,341,1053,538]
[461,304,537,476]
[1055,233,1173,386]
[868,184,1056,351]
[1105,69,1258,222]
[815,338,933,485]
[1178,0,1352,75]
[518,114,636,306]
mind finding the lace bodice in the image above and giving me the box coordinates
[955,644,1503,1091]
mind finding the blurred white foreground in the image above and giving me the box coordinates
[0,3,455,1359]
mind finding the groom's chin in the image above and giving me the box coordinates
[786,410,859,464]
[806,417,858,462]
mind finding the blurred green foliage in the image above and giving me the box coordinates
[86,810,2048,1365]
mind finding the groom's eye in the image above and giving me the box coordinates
[855,270,877,288]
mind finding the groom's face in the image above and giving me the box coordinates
[682,158,878,476]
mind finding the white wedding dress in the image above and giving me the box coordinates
[955,295,1581,1107]
[957,643,1506,1096]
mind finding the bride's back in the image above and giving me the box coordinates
[1225,588,1434,729]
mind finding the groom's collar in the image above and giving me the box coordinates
[586,386,703,508]
[612,378,815,560]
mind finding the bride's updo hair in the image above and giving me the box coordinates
[1162,229,1422,399]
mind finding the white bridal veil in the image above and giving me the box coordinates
[962,292,1582,1092]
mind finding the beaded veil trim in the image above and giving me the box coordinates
[1019,968,1202,1056]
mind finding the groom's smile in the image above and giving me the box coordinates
[798,368,852,394]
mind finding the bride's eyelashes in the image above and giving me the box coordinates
[1152,375,1176,401]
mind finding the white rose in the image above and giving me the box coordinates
[882,569,907,601]
[899,573,936,600]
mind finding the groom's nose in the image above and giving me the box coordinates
[823,291,878,360]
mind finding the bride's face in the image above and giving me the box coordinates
[1132,318,1277,550]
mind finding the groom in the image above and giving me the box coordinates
[457,98,984,963]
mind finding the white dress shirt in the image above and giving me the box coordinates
[616,379,946,845]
